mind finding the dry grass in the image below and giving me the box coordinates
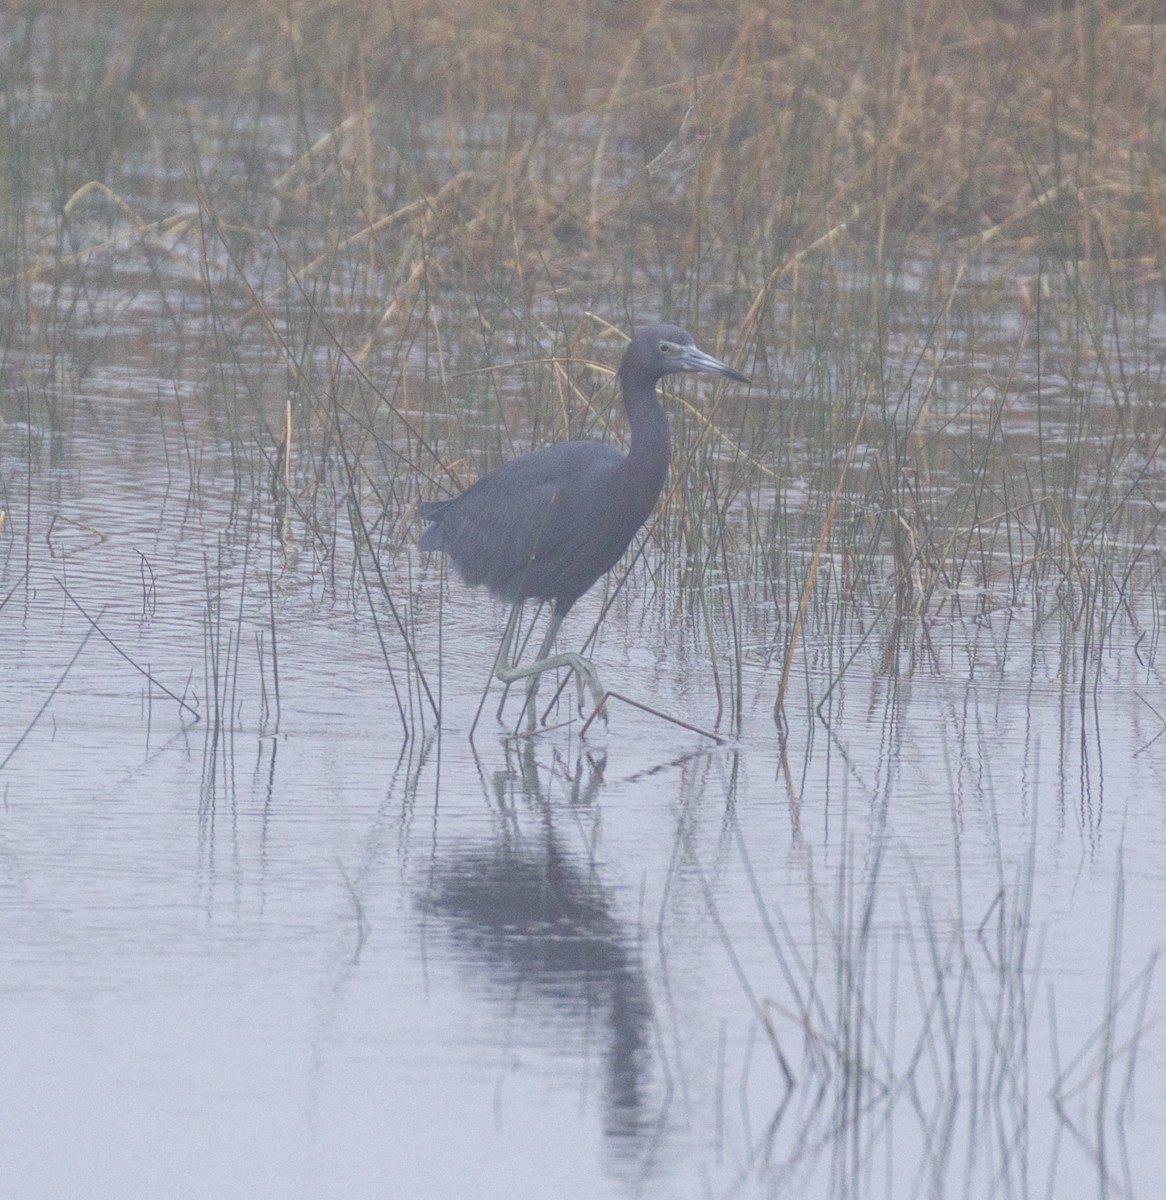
[4,0,1166,726]
[13,0,1165,272]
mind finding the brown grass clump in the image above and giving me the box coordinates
[4,0,1165,715]
[11,0,1165,285]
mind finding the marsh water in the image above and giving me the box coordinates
[3,12,1166,1200]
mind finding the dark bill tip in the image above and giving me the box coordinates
[681,344,750,384]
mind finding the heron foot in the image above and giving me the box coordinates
[496,650,607,728]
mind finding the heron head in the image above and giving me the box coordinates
[625,323,750,385]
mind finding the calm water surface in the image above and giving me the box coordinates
[2,42,1165,1199]
[3,381,1164,1200]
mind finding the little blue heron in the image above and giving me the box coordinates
[418,323,749,725]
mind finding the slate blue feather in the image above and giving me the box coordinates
[419,323,748,724]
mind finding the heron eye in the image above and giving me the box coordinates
[658,340,674,354]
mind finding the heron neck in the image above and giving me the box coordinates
[618,373,670,514]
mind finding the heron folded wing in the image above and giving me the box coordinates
[421,440,623,604]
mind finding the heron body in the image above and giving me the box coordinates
[418,437,662,609]
[419,323,748,725]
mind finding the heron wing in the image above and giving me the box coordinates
[420,440,624,603]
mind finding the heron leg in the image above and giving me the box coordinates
[494,605,604,726]
[493,603,525,722]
